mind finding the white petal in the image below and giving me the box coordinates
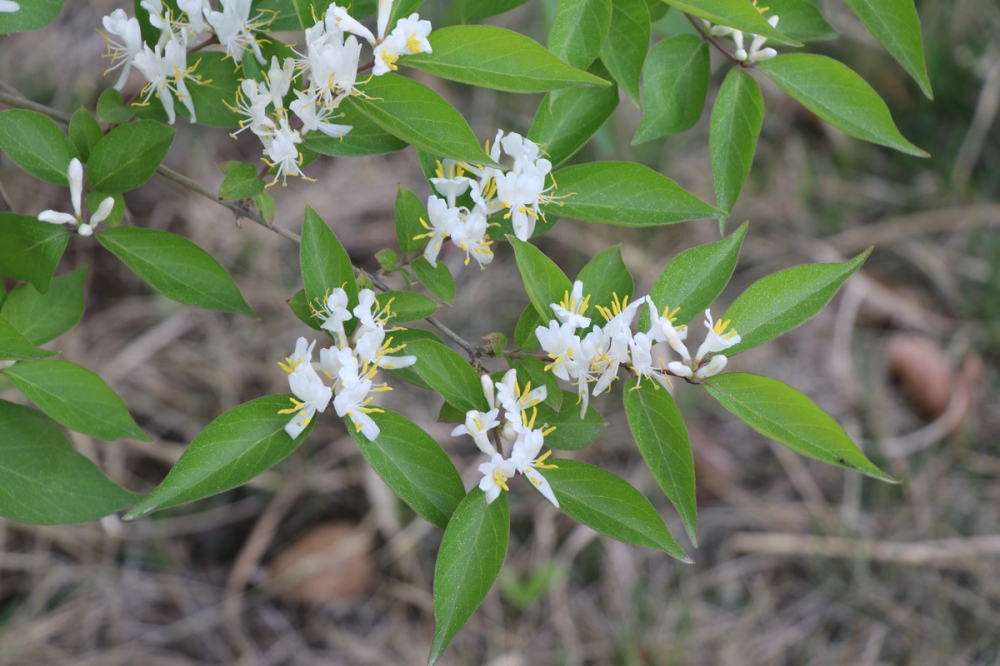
[524,468,559,508]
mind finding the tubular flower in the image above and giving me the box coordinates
[451,408,501,456]
[133,37,199,124]
[695,309,741,361]
[552,280,592,330]
[509,410,559,507]
[206,0,269,66]
[37,159,115,236]
[645,298,690,362]
[478,453,516,503]
[372,13,433,76]
[101,9,143,90]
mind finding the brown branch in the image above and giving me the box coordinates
[685,13,746,66]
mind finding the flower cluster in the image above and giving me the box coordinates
[536,281,742,416]
[415,130,560,270]
[100,1,432,183]
[278,288,415,440]
[452,372,560,507]
[37,159,115,236]
[703,3,780,64]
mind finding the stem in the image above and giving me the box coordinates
[685,13,746,66]
[188,34,219,54]
[357,60,375,74]
[0,90,73,123]
[0,178,14,213]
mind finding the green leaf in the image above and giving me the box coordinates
[381,327,444,390]
[253,0,302,30]
[843,0,931,99]
[96,88,135,124]
[301,102,408,158]
[639,222,746,332]
[68,109,103,163]
[0,399,141,525]
[600,0,650,107]
[756,55,927,157]
[764,0,837,42]
[184,52,243,127]
[575,244,634,320]
[5,360,150,441]
[378,291,439,323]
[0,213,70,292]
[509,235,572,323]
[348,410,465,530]
[1,266,86,345]
[624,382,698,545]
[405,338,489,413]
[661,0,800,46]
[347,74,493,166]
[548,0,612,70]
[0,110,78,185]
[287,288,323,331]
[412,257,456,304]
[125,395,314,518]
[544,459,689,559]
[87,121,176,193]
[255,191,275,223]
[405,26,610,93]
[429,489,509,665]
[704,373,897,482]
[513,355,562,411]
[528,59,619,167]
[0,315,58,361]
[300,206,358,331]
[633,34,710,143]
[709,68,764,216]
[722,248,870,355]
[545,162,722,226]
[533,391,606,450]
[514,304,542,350]
[218,162,265,200]
[445,0,530,24]
[97,227,257,318]
[396,187,428,254]
[0,0,64,33]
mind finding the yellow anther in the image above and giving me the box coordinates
[713,318,733,335]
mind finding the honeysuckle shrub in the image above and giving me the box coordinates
[0,0,932,662]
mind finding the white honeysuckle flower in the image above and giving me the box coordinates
[482,374,497,410]
[372,13,433,76]
[290,89,354,139]
[509,415,559,508]
[261,117,306,184]
[0,1,19,12]
[231,78,276,138]
[352,289,383,331]
[694,353,728,379]
[68,158,84,219]
[327,5,376,45]
[628,331,656,383]
[206,0,267,66]
[451,408,501,456]
[413,195,461,267]
[334,376,381,440]
[133,37,198,125]
[732,29,747,61]
[278,337,317,373]
[449,206,494,268]
[495,368,547,417]
[746,15,780,63]
[645,298,691,362]
[265,56,296,110]
[551,280,592,330]
[317,288,352,338]
[38,210,77,226]
[695,309,741,361]
[536,320,582,382]
[667,361,693,378]
[140,0,169,34]
[305,34,363,103]
[280,363,333,438]
[495,159,553,241]
[79,196,115,237]
[499,132,542,172]
[178,0,210,34]
[319,345,345,381]
[372,35,404,76]
[376,0,393,39]
[101,9,143,90]
[478,452,516,504]
[430,174,471,208]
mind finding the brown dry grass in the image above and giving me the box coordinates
[2,1,1000,664]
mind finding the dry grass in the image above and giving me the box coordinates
[2,1,1000,664]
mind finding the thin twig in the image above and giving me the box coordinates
[187,34,219,54]
[686,13,745,65]
[0,89,73,123]
[0,177,15,212]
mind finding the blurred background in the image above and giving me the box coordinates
[1,0,999,664]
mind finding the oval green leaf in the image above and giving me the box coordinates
[218,161,265,200]
[544,161,723,226]
[634,34,710,143]
[0,0,65,33]
[0,109,78,185]
[548,0,612,70]
[623,381,698,545]
[405,338,489,413]
[509,235,573,322]
[347,410,465,530]
[600,0,650,107]
[5,360,150,441]
[710,68,763,215]
[722,248,870,355]
[533,391,607,450]
[0,399,141,525]
[96,88,135,124]
[544,459,690,559]
[87,120,176,193]
[0,213,70,292]
[97,227,257,318]
[765,0,837,42]
[347,74,493,166]
[184,52,242,127]
[514,304,542,350]
[662,0,800,46]
[756,54,928,157]
[0,315,58,361]
[575,244,634,320]
[396,187,428,254]
[300,206,358,330]
[124,395,314,518]
[704,373,897,482]
[405,25,610,92]
[377,291,439,323]
[429,489,509,665]
[301,101,408,158]
[844,0,932,99]
[2,266,85,345]
[411,256,456,304]
[69,109,104,163]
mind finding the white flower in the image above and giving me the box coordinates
[509,414,559,508]
[231,78,276,138]
[743,15,779,63]
[78,197,115,237]
[495,159,552,241]
[371,13,433,76]
[206,0,267,66]
[326,5,375,45]
[316,287,353,339]
[278,337,317,373]
[495,368,546,417]
[551,280,592,330]
[280,363,333,438]
[304,33,362,103]
[645,298,690,362]
[67,158,84,219]
[133,37,198,125]
[536,320,582,382]
[37,159,114,236]
[260,117,305,184]
[178,0,211,34]
[430,173,471,208]
[451,408,501,456]
[694,309,741,361]
[478,452,516,504]
[0,1,19,13]
[667,361,693,379]
[291,89,354,139]
[413,195,460,267]
[694,354,728,379]
[333,375,381,440]
[449,205,494,268]
[265,56,296,110]
[101,9,144,90]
